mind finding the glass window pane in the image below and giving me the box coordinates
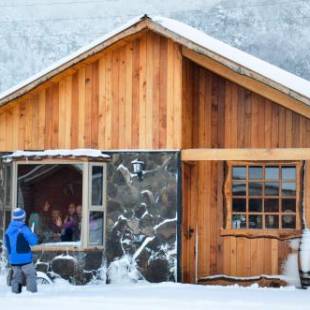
[92,166,103,206]
[232,166,246,180]
[232,182,246,196]
[233,199,246,212]
[249,182,263,196]
[249,166,263,179]
[282,182,296,196]
[89,211,104,245]
[282,167,296,180]
[249,215,262,229]
[265,167,279,180]
[232,214,247,229]
[264,199,279,212]
[249,199,262,212]
[265,182,279,196]
[282,215,296,229]
[265,215,279,229]
[282,199,296,213]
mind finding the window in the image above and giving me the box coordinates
[225,162,302,231]
[9,161,107,249]
[3,164,12,231]
[88,164,106,246]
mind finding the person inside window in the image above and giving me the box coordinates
[61,203,79,242]
[28,200,52,243]
[49,209,63,242]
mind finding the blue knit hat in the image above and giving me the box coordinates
[12,208,26,221]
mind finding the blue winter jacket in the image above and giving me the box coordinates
[4,220,38,265]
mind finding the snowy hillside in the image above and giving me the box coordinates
[1,0,310,93]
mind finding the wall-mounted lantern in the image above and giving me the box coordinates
[131,159,145,182]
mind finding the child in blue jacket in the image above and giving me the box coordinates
[5,208,38,293]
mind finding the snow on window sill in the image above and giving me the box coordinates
[31,241,104,252]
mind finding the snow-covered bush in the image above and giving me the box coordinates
[0,244,8,276]
[107,255,144,284]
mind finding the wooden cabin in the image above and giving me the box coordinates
[0,15,310,286]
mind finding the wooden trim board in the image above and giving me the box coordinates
[182,148,310,161]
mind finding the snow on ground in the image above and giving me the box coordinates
[0,276,309,310]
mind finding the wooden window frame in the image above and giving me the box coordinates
[222,161,303,238]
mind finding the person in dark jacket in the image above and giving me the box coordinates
[5,208,38,294]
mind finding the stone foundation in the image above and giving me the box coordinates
[33,249,105,285]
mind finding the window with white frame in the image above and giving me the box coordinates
[88,164,106,246]
[7,161,107,248]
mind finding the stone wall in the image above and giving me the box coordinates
[105,151,179,283]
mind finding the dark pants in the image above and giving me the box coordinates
[12,263,37,293]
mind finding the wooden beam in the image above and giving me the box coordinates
[181,148,310,161]
[182,47,310,119]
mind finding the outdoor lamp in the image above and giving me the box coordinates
[131,159,145,182]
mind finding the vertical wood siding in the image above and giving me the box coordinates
[0,31,182,151]
[182,59,310,283]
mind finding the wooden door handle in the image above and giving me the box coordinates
[185,227,195,239]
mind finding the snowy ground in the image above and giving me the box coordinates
[0,276,309,310]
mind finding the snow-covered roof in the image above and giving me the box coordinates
[2,149,111,162]
[0,15,310,109]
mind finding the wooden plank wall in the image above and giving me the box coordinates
[182,59,310,282]
[0,31,182,151]
[182,59,310,149]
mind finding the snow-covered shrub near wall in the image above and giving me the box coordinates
[107,255,143,284]
[282,231,310,287]
[0,246,7,276]
[282,239,300,287]
[299,229,310,273]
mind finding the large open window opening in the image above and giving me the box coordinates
[17,164,83,245]
[4,159,107,249]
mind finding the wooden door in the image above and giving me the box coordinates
[181,161,225,283]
